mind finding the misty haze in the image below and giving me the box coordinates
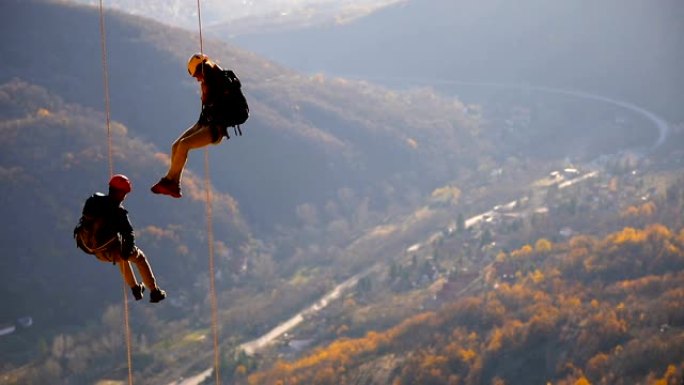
[1,0,683,384]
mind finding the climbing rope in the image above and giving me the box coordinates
[122,284,133,385]
[98,0,113,178]
[195,1,221,384]
[196,0,204,54]
[205,149,221,385]
[98,1,134,384]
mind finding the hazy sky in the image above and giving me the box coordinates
[70,0,399,29]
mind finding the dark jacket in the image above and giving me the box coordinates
[198,63,228,126]
[79,193,136,255]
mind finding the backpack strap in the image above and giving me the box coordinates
[75,231,120,255]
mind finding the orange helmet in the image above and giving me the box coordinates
[109,174,132,193]
[187,53,209,76]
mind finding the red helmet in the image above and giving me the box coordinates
[109,174,132,193]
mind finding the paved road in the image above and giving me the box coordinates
[345,75,671,151]
[167,368,213,385]
[239,263,381,355]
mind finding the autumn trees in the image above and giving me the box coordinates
[247,223,684,384]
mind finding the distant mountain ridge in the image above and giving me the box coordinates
[67,0,400,31]
[232,0,684,121]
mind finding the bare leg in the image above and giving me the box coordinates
[95,249,146,300]
[96,250,139,288]
[116,258,138,288]
[166,123,202,182]
[127,247,159,291]
[165,122,218,183]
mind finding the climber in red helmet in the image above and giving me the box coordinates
[74,175,166,303]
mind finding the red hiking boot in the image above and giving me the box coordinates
[151,178,182,198]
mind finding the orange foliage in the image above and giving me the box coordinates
[608,224,673,246]
[640,201,657,217]
[535,238,553,253]
[620,205,640,218]
[620,201,656,219]
[528,306,560,335]
[420,353,448,370]
[569,235,595,250]
[495,251,507,263]
[485,319,525,353]
[529,269,545,284]
[511,244,534,260]
[558,294,582,310]
[459,348,477,363]
[249,312,441,384]
[235,365,247,377]
[586,352,609,378]
[652,365,677,385]
[249,223,684,385]
[647,223,672,240]
[609,227,645,245]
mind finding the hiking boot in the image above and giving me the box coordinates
[151,178,182,198]
[131,284,145,301]
[150,288,166,303]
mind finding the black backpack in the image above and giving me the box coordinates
[73,194,120,255]
[217,69,249,135]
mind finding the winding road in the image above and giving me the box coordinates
[348,76,671,151]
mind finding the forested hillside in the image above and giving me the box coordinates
[1,0,489,232]
[0,0,489,382]
[2,1,681,384]
[246,179,684,384]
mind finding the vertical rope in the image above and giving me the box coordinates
[98,0,113,178]
[196,0,204,54]
[122,283,133,385]
[196,1,221,384]
[99,2,133,384]
[205,151,221,385]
